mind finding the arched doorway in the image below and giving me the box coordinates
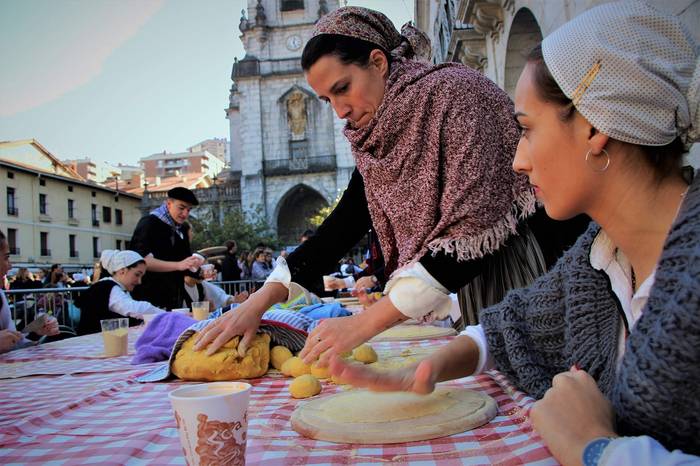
[504,8,543,99]
[276,185,328,245]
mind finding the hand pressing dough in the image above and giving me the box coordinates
[281,356,311,377]
[291,387,497,444]
[289,374,322,399]
[352,344,378,364]
[310,361,330,379]
[270,346,293,370]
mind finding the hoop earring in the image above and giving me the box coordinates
[585,148,610,172]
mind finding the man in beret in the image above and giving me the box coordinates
[130,187,203,309]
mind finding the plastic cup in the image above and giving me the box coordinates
[169,382,251,466]
[100,318,128,357]
[322,275,334,291]
[201,263,216,281]
[192,301,210,321]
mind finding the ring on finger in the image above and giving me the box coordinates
[316,336,322,342]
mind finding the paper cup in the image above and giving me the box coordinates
[100,318,128,357]
[169,382,251,466]
[200,263,216,281]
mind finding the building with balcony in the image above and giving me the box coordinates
[188,138,228,162]
[63,157,122,183]
[227,0,354,244]
[0,139,142,271]
[139,149,226,180]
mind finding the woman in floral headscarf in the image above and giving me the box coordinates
[196,7,588,359]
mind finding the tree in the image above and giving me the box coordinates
[189,205,278,253]
[308,195,340,227]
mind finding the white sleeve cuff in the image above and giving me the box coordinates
[385,262,452,320]
[343,276,356,289]
[459,324,495,374]
[265,256,292,289]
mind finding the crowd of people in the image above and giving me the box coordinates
[1,1,698,463]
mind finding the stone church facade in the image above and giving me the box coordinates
[226,0,353,245]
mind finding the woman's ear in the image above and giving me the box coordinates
[369,49,389,78]
[588,126,610,155]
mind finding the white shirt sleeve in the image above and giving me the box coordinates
[0,291,35,350]
[459,324,496,374]
[108,285,164,319]
[600,436,700,466]
[202,281,230,309]
[384,262,453,321]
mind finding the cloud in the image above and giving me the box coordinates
[0,0,165,117]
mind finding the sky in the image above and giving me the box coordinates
[0,0,413,166]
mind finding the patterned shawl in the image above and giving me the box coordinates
[314,8,535,276]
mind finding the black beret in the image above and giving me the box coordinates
[167,187,199,206]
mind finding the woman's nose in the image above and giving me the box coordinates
[332,100,352,120]
[512,139,531,175]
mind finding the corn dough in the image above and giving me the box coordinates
[291,387,497,444]
[270,346,293,370]
[281,356,311,377]
[310,361,331,379]
[371,325,457,342]
[289,374,322,398]
[172,333,270,381]
[352,344,378,363]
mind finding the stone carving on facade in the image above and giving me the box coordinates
[239,9,249,33]
[470,1,504,40]
[318,0,329,19]
[286,91,308,140]
[451,27,487,71]
[255,0,267,27]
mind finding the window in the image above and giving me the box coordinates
[116,239,122,250]
[124,240,131,250]
[68,199,75,219]
[115,209,123,225]
[91,204,99,227]
[7,172,14,179]
[69,234,78,258]
[7,228,18,255]
[40,232,50,256]
[6,187,18,216]
[68,186,73,192]
[39,178,46,186]
[91,191,96,197]
[102,206,112,223]
[39,193,48,215]
[281,0,304,11]
[92,237,100,258]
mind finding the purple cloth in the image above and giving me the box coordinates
[131,312,196,364]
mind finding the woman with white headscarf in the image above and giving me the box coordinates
[75,250,164,335]
[332,2,700,464]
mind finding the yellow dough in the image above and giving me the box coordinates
[281,356,311,377]
[172,333,270,381]
[371,325,457,342]
[352,344,378,364]
[340,350,353,358]
[310,361,331,379]
[270,346,293,370]
[289,374,322,399]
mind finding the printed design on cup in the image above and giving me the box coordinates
[174,410,195,463]
[195,413,246,466]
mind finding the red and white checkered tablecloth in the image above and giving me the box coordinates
[0,328,558,465]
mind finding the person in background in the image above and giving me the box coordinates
[129,187,203,309]
[183,274,248,310]
[75,250,164,335]
[0,229,59,353]
[250,249,272,281]
[331,3,700,464]
[299,229,315,243]
[221,240,241,282]
[10,268,39,290]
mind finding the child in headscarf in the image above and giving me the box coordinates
[75,250,164,335]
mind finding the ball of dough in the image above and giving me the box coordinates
[340,350,353,358]
[289,374,322,399]
[281,356,311,378]
[352,344,378,364]
[310,361,330,379]
[270,346,293,371]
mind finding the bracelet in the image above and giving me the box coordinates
[582,437,613,466]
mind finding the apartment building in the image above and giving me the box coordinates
[0,140,142,270]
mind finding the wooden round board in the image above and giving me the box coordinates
[291,387,497,444]
[370,324,457,342]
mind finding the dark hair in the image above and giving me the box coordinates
[301,34,391,71]
[0,229,6,250]
[125,260,146,270]
[225,240,236,251]
[526,43,684,179]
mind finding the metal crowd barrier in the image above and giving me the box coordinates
[4,280,266,335]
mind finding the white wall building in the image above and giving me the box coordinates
[226,0,354,244]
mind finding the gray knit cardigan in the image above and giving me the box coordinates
[480,174,700,454]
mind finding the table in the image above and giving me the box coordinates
[0,327,558,465]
